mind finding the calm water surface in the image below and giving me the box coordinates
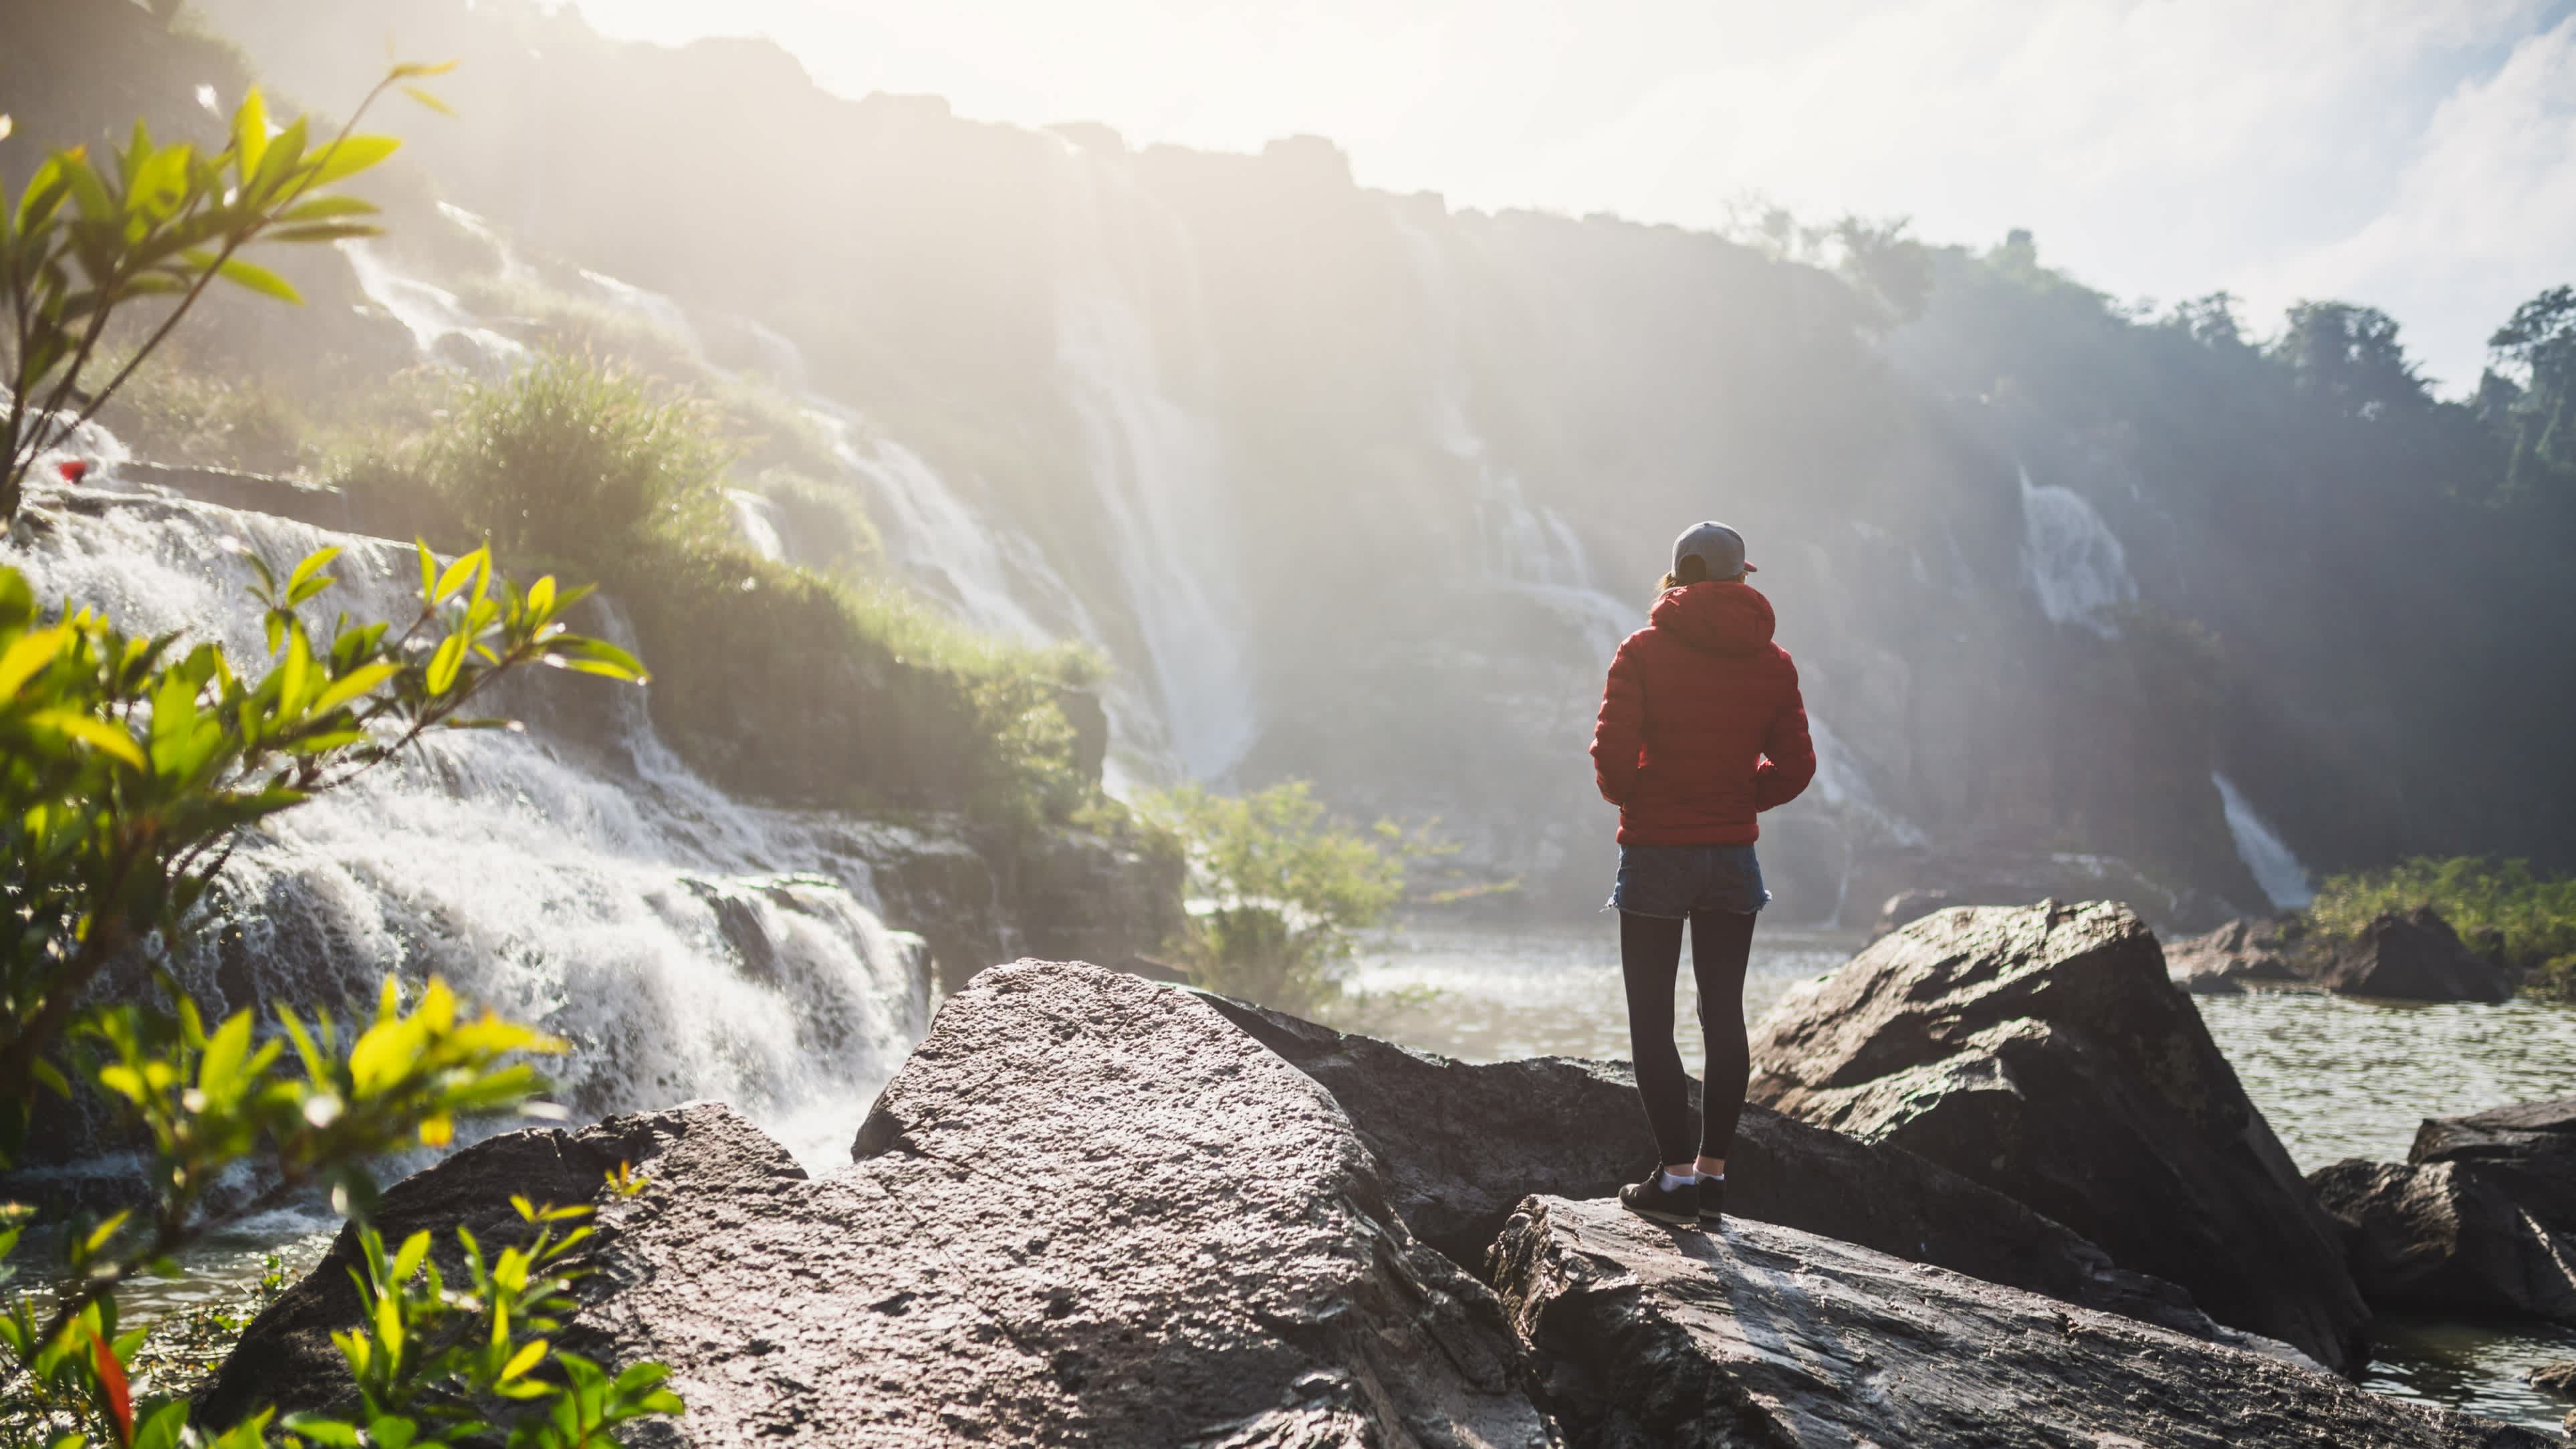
[1336,920,2576,1434]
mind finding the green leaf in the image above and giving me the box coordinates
[232,88,269,179]
[211,255,302,304]
[199,1010,253,1100]
[307,661,398,718]
[390,60,463,80]
[26,709,146,769]
[433,551,481,604]
[278,1414,362,1446]
[391,1230,431,1287]
[287,547,342,595]
[424,634,465,697]
[266,222,384,245]
[0,625,70,699]
[278,195,380,223]
[401,86,457,118]
[302,134,400,190]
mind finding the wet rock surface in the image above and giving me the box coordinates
[2311,1095,2576,1323]
[2168,915,2313,995]
[2309,1159,2576,1321]
[1198,992,2250,1345]
[1489,1195,2549,1449]
[206,962,1552,1447]
[2415,1097,2576,1232]
[1746,899,2371,1371]
[2312,908,2516,1003]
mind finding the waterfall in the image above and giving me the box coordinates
[2017,464,2137,635]
[581,268,704,360]
[2212,773,2315,910]
[7,474,931,1169]
[1396,217,1637,665]
[1052,147,1258,780]
[726,488,787,562]
[340,240,525,373]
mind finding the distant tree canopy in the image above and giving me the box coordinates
[2487,286,2576,495]
[2270,301,2427,419]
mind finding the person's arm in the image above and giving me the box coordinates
[1752,659,1817,811]
[1591,637,1645,806]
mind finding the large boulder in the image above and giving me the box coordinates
[1489,1196,2545,1449]
[2307,1095,2576,1323]
[2311,908,2516,1003]
[205,962,1554,1446]
[2414,1096,2576,1230]
[1746,899,2371,1372]
[2167,916,2313,995]
[2309,1159,2576,1321]
[1197,991,2252,1346]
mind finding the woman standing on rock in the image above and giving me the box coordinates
[1591,521,1815,1229]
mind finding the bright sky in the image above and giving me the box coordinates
[572,0,2576,395]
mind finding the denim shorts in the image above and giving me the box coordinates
[1606,843,1770,918]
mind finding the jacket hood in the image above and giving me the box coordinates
[1648,580,1776,656]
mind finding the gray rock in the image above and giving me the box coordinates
[1746,899,2372,1372]
[2527,1359,2576,1397]
[2168,916,2315,995]
[1873,887,1956,936]
[2309,1158,2576,1321]
[2313,908,2516,1003]
[205,962,1554,1446]
[2413,1096,2576,1234]
[1196,990,2251,1345]
[1488,1195,2550,1449]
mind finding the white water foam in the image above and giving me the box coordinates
[2213,772,2315,909]
[340,241,526,373]
[2018,464,2137,635]
[8,480,929,1170]
[726,488,787,562]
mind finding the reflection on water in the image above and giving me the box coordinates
[2194,991,2576,1170]
[1342,920,2576,1434]
[2365,1313,2576,1430]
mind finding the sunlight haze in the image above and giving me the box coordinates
[572,0,2576,395]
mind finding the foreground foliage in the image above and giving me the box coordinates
[1,66,443,522]
[2309,856,2576,1002]
[0,540,671,1446]
[1139,782,1421,1014]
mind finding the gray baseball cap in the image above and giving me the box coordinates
[1674,521,1756,578]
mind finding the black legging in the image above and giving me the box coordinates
[1620,908,1756,1167]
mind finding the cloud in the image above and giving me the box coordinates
[571,0,2576,392]
[2242,15,2576,389]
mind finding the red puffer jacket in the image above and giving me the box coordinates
[1590,580,1817,845]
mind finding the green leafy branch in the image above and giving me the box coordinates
[1,60,456,521]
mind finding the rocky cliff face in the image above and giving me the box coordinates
[140,0,2572,927]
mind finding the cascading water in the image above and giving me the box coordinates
[1051,144,1260,781]
[2212,773,2315,910]
[725,488,788,563]
[6,465,931,1170]
[1397,218,1635,665]
[2018,464,2137,635]
[340,240,525,374]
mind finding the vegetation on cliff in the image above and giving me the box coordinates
[2310,857,2576,1004]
